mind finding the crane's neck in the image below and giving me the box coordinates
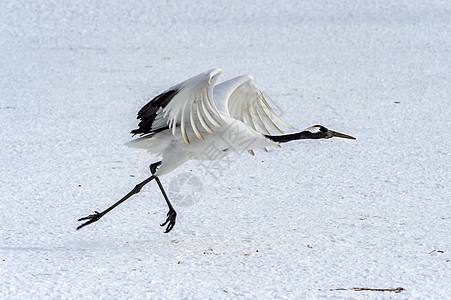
[264,130,328,143]
[264,125,355,143]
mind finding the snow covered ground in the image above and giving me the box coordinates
[1,1,450,298]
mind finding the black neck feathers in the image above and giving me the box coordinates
[265,130,327,143]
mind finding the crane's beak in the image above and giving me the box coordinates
[328,130,356,140]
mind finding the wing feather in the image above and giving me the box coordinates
[213,75,293,154]
[252,104,269,134]
[203,89,222,127]
[180,99,190,144]
[190,98,204,140]
[131,68,223,143]
[255,99,283,134]
[214,76,293,134]
[260,92,293,128]
[197,99,214,133]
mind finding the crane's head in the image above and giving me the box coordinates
[305,125,356,140]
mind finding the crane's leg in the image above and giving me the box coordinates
[150,162,177,233]
[77,161,177,233]
[77,175,155,230]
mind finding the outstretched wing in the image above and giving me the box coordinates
[131,68,224,144]
[215,75,293,134]
[214,75,294,154]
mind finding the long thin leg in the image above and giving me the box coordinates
[155,177,177,233]
[77,175,155,230]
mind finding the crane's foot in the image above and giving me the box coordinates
[77,211,103,230]
[160,208,177,233]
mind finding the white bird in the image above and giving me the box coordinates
[77,68,355,233]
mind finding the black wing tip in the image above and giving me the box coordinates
[130,128,149,136]
[130,126,169,137]
[130,89,180,136]
[136,88,180,117]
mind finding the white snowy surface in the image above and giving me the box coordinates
[1,1,450,299]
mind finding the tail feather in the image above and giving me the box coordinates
[125,134,174,155]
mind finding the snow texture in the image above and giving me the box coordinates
[0,0,450,299]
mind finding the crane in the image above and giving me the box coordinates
[77,68,355,233]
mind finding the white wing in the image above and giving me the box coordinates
[214,75,293,134]
[214,75,294,154]
[131,68,224,144]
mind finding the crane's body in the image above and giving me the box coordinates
[78,68,355,233]
[127,114,277,174]
[127,120,273,175]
